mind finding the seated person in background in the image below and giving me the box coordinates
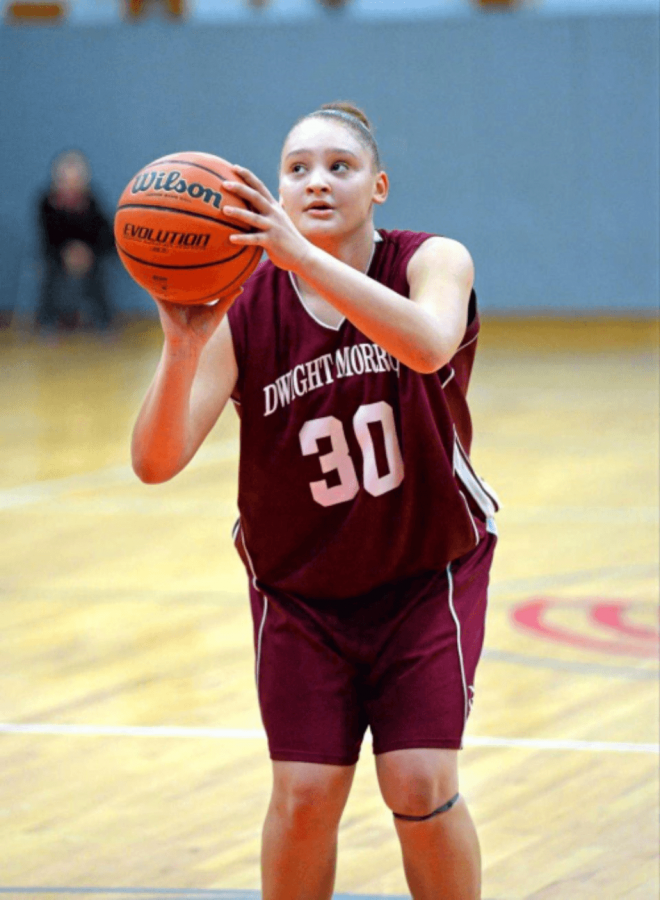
[36,149,115,334]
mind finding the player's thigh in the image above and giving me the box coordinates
[366,533,496,756]
[375,747,459,817]
[249,583,367,766]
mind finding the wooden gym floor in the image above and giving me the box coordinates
[0,316,658,900]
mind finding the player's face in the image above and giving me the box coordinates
[279,118,388,243]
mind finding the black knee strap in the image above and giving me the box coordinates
[393,792,460,822]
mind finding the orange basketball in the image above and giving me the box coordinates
[114,151,261,305]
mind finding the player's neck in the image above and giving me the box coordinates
[299,225,375,287]
[292,228,376,329]
[334,227,375,274]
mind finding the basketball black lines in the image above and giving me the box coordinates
[116,203,254,235]
[116,242,252,271]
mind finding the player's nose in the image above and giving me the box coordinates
[305,167,331,192]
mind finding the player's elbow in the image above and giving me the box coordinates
[134,468,166,485]
[132,460,170,484]
[407,340,453,374]
[412,351,447,374]
[131,448,180,484]
[406,310,464,374]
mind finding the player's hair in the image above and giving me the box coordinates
[287,101,382,171]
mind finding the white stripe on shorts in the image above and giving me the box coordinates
[238,524,269,691]
[256,595,268,692]
[447,563,469,728]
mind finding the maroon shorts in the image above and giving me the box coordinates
[248,530,496,766]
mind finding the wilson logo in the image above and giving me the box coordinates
[124,224,210,248]
[131,170,223,209]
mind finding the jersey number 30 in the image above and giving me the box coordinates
[299,401,404,507]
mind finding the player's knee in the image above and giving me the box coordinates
[382,775,447,818]
[271,773,344,833]
[377,749,458,818]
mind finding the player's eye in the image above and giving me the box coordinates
[290,163,306,174]
[331,161,349,172]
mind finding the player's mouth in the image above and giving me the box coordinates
[304,201,335,217]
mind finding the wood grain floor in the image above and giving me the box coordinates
[0,317,658,900]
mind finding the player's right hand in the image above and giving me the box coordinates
[153,288,242,355]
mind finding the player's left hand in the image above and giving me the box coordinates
[221,165,311,274]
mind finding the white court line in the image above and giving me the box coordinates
[0,723,657,754]
[0,440,239,511]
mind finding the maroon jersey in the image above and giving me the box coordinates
[227,229,498,601]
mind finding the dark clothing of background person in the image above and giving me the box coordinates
[36,187,115,331]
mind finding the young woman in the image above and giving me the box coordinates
[132,102,498,900]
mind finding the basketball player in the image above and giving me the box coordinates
[132,102,498,900]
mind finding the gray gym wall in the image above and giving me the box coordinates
[1,4,658,315]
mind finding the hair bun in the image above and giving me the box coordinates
[319,101,373,133]
[290,101,382,169]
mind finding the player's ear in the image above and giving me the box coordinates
[373,171,389,206]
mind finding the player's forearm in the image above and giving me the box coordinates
[131,344,201,483]
[294,246,453,373]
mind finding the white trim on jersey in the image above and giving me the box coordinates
[288,230,383,332]
[458,490,481,545]
[441,367,455,389]
[457,332,479,353]
[237,522,260,590]
[453,428,500,523]
[447,563,470,730]
[289,271,345,331]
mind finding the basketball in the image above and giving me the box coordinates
[114,151,262,305]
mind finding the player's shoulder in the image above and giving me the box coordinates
[407,235,474,279]
[376,229,473,285]
[377,228,467,261]
[380,228,471,257]
[378,228,436,250]
[375,228,437,274]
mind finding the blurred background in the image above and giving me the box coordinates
[0,2,658,898]
[0,0,658,323]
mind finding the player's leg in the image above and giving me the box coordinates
[262,759,356,900]
[376,747,480,900]
[366,531,496,900]
[246,581,366,899]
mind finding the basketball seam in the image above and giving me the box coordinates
[142,157,229,184]
[159,245,261,303]
[115,243,261,302]
[115,203,254,234]
[115,242,252,271]
[194,246,261,300]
